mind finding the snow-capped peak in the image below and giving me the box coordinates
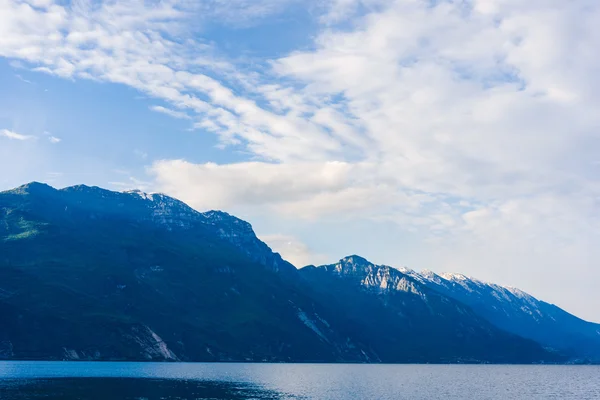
[439,272,471,282]
[125,189,155,201]
[397,266,416,274]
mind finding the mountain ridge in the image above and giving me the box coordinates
[0,182,591,363]
[299,255,561,363]
[324,257,600,362]
[2,182,295,275]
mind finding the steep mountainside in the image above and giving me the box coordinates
[0,183,562,363]
[397,268,600,362]
[300,256,559,363]
[0,183,361,362]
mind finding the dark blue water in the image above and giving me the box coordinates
[0,362,599,399]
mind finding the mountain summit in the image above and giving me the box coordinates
[306,256,600,362]
[0,183,578,363]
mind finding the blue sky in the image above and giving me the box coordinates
[1,0,600,322]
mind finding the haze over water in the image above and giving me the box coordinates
[1,362,599,399]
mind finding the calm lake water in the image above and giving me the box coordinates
[0,362,599,399]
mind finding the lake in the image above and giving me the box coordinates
[0,362,599,399]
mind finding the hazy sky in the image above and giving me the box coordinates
[1,0,600,322]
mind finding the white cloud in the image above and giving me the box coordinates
[149,159,446,223]
[0,0,345,161]
[319,0,365,24]
[0,129,34,141]
[150,159,358,210]
[149,105,191,120]
[48,136,61,143]
[259,233,328,267]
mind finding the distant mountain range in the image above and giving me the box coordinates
[0,182,598,363]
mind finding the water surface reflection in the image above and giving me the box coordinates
[0,378,296,400]
[1,362,600,399]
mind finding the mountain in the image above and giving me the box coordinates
[0,182,562,363]
[299,256,560,363]
[397,268,600,362]
[0,182,363,362]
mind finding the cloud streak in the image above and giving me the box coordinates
[149,105,191,120]
[0,129,34,141]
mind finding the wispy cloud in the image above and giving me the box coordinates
[48,136,61,144]
[201,0,305,26]
[0,0,342,162]
[15,74,33,84]
[0,129,34,141]
[149,105,191,120]
[9,60,26,69]
[108,176,153,192]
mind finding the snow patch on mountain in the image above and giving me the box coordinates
[297,309,329,342]
[126,189,155,201]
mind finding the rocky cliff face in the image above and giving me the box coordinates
[300,256,560,364]
[320,255,424,294]
[397,268,600,362]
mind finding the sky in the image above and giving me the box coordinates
[1,0,600,322]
